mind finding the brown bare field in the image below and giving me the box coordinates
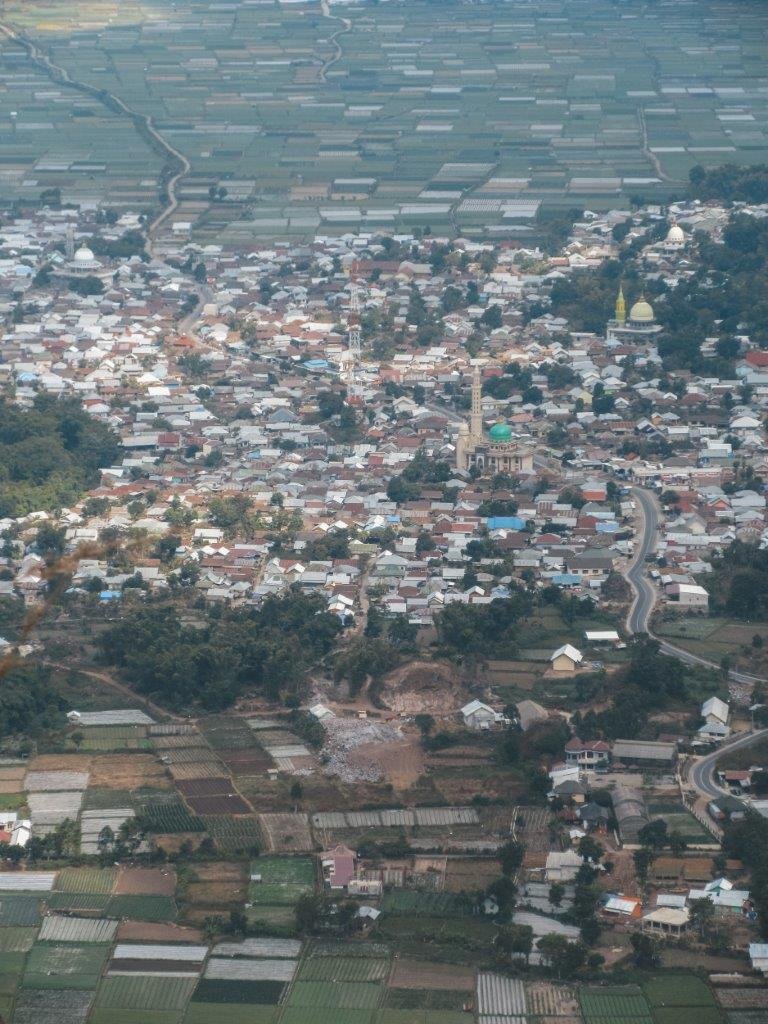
[27,754,92,773]
[169,761,224,780]
[390,959,474,991]
[115,867,177,896]
[89,754,170,790]
[235,775,291,812]
[183,862,248,915]
[0,767,26,784]
[185,880,247,906]
[444,858,501,893]
[154,833,209,854]
[378,660,466,716]
[259,812,314,853]
[117,921,203,943]
[187,794,252,815]
[431,767,524,805]
[526,982,580,1016]
[176,778,233,797]
[0,780,24,794]
[190,862,247,883]
[716,989,768,1008]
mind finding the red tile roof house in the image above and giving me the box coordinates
[321,844,356,891]
[565,737,611,769]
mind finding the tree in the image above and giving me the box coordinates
[638,819,668,850]
[689,896,716,940]
[537,935,586,978]
[494,923,533,964]
[668,830,688,857]
[295,892,328,934]
[414,714,434,739]
[549,882,565,908]
[578,836,604,864]
[487,876,517,921]
[499,840,525,877]
[630,932,661,968]
[633,847,656,884]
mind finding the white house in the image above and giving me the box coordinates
[667,582,709,609]
[461,700,503,731]
[545,850,584,883]
[702,696,730,727]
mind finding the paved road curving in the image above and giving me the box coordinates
[626,486,767,684]
[689,726,768,800]
[624,484,768,800]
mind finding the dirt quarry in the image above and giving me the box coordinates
[377,660,466,716]
[321,717,423,787]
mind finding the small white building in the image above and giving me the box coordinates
[702,696,730,727]
[667,583,709,609]
[461,700,503,731]
[550,644,584,673]
[309,703,335,722]
[749,942,768,975]
[545,849,584,883]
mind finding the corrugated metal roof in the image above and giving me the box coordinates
[0,873,56,891]
[40,915,118,943]
[212,938,301,958]
[477,974,526,1017]
[72,711,154,726]
[205,958,296,981]
[112,944,208,961]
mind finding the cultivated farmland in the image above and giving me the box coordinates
[3,0,768,242]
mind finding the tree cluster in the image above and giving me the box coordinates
[0,394,119,517]
[98,590,343,710]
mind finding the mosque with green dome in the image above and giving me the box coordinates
[456,365,535,475]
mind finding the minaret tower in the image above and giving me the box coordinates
[615,285,626,325]
[470,364,483,440]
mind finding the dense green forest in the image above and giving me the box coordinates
[689,162,768,204]
[0,663,66,737]
[706,540,768,620]
[0,395,119,516]
[571,636,688,741]
[98,589,344,710]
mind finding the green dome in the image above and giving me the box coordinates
[489,422,512,442]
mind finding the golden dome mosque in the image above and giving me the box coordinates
[606,286,662,343]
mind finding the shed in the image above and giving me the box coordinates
[550,644,583,673]
[611,786,649,847]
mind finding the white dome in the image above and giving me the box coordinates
[666,224,685,243]
[74,245,96,263]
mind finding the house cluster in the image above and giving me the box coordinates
[2,194,766,638]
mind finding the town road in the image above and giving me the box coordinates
[626,486,767,685]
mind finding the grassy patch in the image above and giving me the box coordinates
[192,979,286,1005]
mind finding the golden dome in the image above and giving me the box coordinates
[629,298,654,323]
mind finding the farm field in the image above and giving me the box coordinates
[655,617,768,676]
[0,895,744,1024]
[646,800,716,846]
[2,0,768,242]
